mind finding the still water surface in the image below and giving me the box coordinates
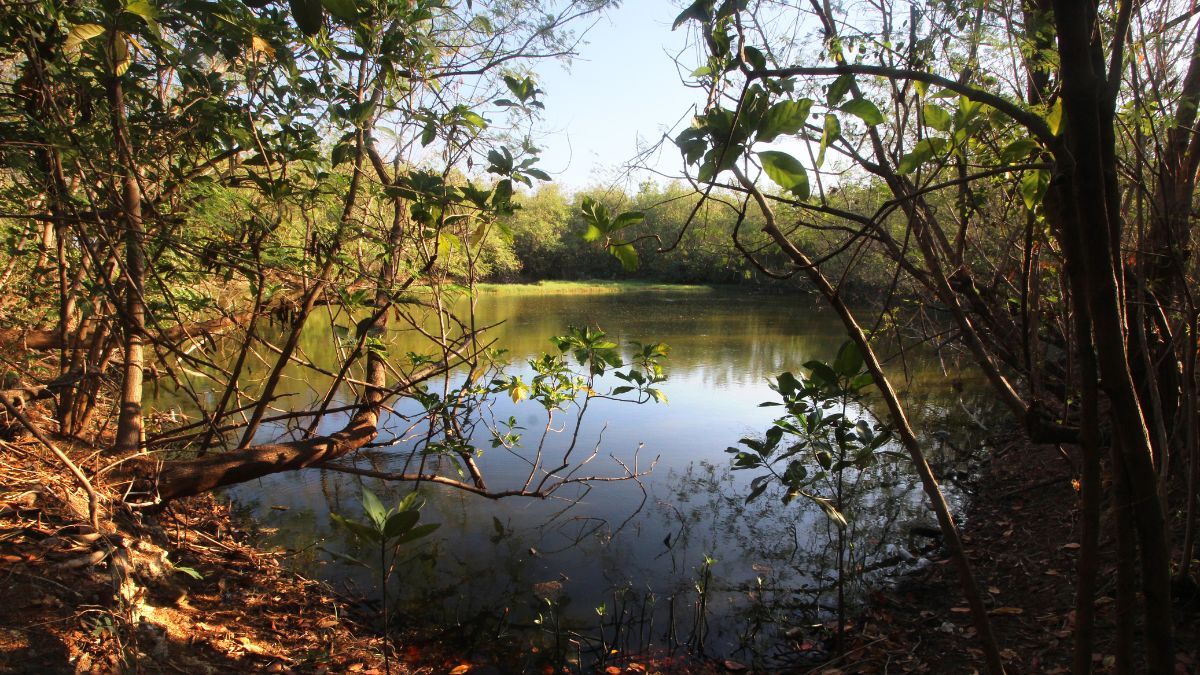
[151,288,988,664]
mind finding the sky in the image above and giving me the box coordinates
[528,2,706,190]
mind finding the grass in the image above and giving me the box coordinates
[476,280,719,295]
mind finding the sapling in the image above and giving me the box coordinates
[330,488,439,674]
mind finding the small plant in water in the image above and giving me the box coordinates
[728,340,892,652]
[331,488,439,674]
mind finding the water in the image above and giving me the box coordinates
[148,287,991,667]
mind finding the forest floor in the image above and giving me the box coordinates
[842,438,1200,674]
[0,426,407,674]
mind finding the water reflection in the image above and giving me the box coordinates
[151,289,992,666]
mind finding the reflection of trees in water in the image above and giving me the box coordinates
[169,292,1000,665]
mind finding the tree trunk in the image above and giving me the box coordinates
[108,54,145,455]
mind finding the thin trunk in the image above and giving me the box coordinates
[108,47,146,454]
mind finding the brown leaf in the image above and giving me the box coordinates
[450,666,472,675]
[990,607,1024,616]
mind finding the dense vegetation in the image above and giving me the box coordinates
[0,0,1198,672]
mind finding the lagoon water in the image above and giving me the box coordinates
[150,288,987,664]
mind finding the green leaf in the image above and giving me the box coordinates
[123,1,159,34]
[833,340,864,377]
[839,98,884,126]
[436,232,460,259]
[360,489,387,529]
[757,151,810,199]
[1045,99,1064,136]
[392,522,439,545]
[383,510,420,539]
[745,480,770,504]
[173,565,203,580]
[1020,168,1050,210]
[320,0,357,21]
[324,548,371,569]
[897,137,945,174]
[756,99,812,143]
[921,104,951,132]
[827,74,854,107]
[611,212,645,231]
[817,114,840,168]
[673,0,714,29]
[804,360,838,387]
[331,512,381,543]
[1000,138,1040,164]
[647,387,668,404]
[610,242,638,271]
[289,0,324,36]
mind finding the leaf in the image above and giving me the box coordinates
[673,0,714,29]
[647,387,668,404]
[1020,168,1049,210]
[745,481,769,504]
[360,489,387,529]
[174,565,203,580]
[249,35,275,59]
[65,23,106,54]
[330,513,381,543]
[804,360,838,387]
[383,510,420,539]
[321,0,357,21]
[392,522,439,545]
[610,242,638,271]
[990,606,1024,615]
[827,74,854,107]
[123,1,159,34]
[811,495,848,527]
[756,99,812,143]
[1045,99,1064,136]
[832,340,863,377]
[839,98,884,126]
[1000,138,1040,164]
[757,151,810,199]
[610,212,645,231]
[436,232,460,259]
[922,104,951,132]
[897,137,945,174]
[289,0,324,36]
[817,114,840,168]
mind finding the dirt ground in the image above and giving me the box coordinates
[836,439,1199,674]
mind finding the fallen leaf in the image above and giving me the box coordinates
[988,586,1001,594]
[951,606,971,613]
[450,666,471,675]
[1063,542,1081,550]
[724,660,748,672]
[990,607,1024,616]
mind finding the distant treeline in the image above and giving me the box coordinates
[487,181,900,294]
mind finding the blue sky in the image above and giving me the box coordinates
[530,2,705,190]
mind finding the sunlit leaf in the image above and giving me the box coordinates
[610,242,638,271]
[757,151,809,199]
[839,98,884,126]
[360,489,387,529]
